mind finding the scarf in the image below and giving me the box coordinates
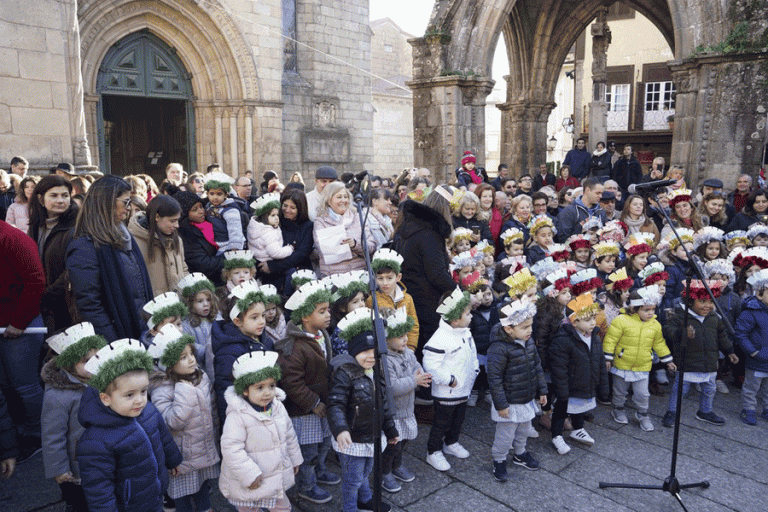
[624,215,647,233]
[192,220,218,249]
[468,169,483,184]
[593,148,608,157]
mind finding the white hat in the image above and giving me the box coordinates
[232,350,282,395]
[147,324,195,371]
[177,273,215,298]
[530,257,560,281]
[292,269,317,288]
[371,248,404,274]
[229,281,267,320]
[84,339,152,392]
[284,280,333,324]
[48,322,107,369]
[250,193,281,218]
[436,287,471,323]
[747,268,768,292]
[384,307,414,339]
[143,292,187,330]
[628,285,662,307]
[500,298,537,327]
[223,250,255,271]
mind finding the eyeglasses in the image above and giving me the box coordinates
[118,197,131,207]
[194,178,204,184]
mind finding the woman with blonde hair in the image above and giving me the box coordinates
[451,189,492,245]
[502,194,533,243]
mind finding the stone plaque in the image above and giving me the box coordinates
[301,128,350,163]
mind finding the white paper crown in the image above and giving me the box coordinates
[436,287,470,319]
[629,285,662,307]
[500,298,538,327]
[530,257,560,281]
[693,226,725,249]
[451,227,473,240]
[582,216,603,233]
[205,171,234,185]
[48,322,97,356]
[292,269,317,286]
[451,251,479,272]
[372,248,404,273]
[638,262,666,281]
[724,230,748,245]
[147,324,185,358]
[250,193,281,217]
[664,227,694,249]
[727,246,746,266]
[703,258,736,286]
[260,284,280,304]
[475,240,494,254]
[385,307,412,338]
[543,269,570,296]
[83,338,147,379]
[746,223,768,240]
[229,281,265,320]
[225,250,253,262]
[232,350,279,381]
[336,307,373,335]
[501,227,524,244]
[571,268,597,285]
[284,280,330,312]
[747,268,768,291]
[143,292,185,330]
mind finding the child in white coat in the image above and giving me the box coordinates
[248,193,294,264]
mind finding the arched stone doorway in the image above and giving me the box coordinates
[97,32,195,180]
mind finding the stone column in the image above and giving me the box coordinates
[498,100,556,176]
[589,7,611,149]
[229,107,239,176]
[83,95,100,167]
[215,108,224,167]
[245,105,254,172]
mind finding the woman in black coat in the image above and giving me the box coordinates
[589,141,612,179]
[393,188,456,358]
[175,191,225,286]
[726,189,768,232]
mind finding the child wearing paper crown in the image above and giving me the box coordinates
[148,324,220,512]
[178,272,219,381]
[367,249,420,350]
[276,280,339,505]
[216,250,258,305]
[423,288,480,472]
[77,339,183,512]
[327,271,370,357]
[526,214,556,266]
[487,299,548,482]
[262,284,288,349]
[735,269,768,425]
[603,286,676,431]
[140,291,188,347]
[204,172,246,255]
[219,351,303,512]
[212,281,274,427]
[247,192,295,264]
[41,322,106,512]
[327,308,399,512]
[659,228,695,317]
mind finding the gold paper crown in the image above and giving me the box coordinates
[501,227,524,245]
[449,189,466,213]
[593,241,620,258]
[606,267,634,292]
[567,293,601,320]
[529,214,555,237]
[451,227,473,243]
[503,268,537,297]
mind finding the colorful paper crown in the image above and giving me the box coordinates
[599,220,628,242]
[336,307,374,344]
[567,293,601,321]
[503,268,538,297]
[668,188,693,207]
[223,250,255,270]
[593,241,620,259]
[606,268,634,292]
[475,240,494,255]
[324,270,368,303]
[501,227,524,245]
[500,298,537,327]
[529,214,556,237]
[638,262,669,286]
[737,246,768,270]
[229,281,267,320]
[665,228,694,250]
[291,269,317,288]
[384,307,415,339]
[542,269,571,297]
[143,292,188,330]
[451,227,473,243]
[284,280,333,324]
[448,189,467,213]
[147,324,195,371]
[250,193,281,218]
[47,322,107,369]
[681,279,722,300]
[571,268,603,296]
[746,223,768,240]
[624,233,653,256]
[703,258,736,286]
[372,248,404,275]
[628,285,663,307]
[530,257,560,282]
[724,230,749,248]
[693,226,724,250]
[582,216,604,233]
[463,271,488,293]
[567,234,591,252]
[747,268,768,292]
[232,350,282,395]
[177,272,215,298]
[436,287,471,322]
[451,251,479,273]
[84,339,153,392]
[204,171,234,193]
[548,243,570,262]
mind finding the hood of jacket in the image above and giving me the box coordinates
[398,200,452,241]
[330,353,361,372]
[78,386,135,429]
[224,385,286,415]
[41,359,86,391]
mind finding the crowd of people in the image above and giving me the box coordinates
[1,145,767,512]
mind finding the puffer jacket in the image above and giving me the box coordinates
[129,213,188,294]
[549,323,607,401]
[486,325,547,410]
[207,198,246,253]
[247,218,293,262]
[663,305,732,373]
[735,295,768,373]
[660,252,691,319]
[470,302,500,356]
[149,372,220,475]
[41,360,86,479]
[366,283,420,351]
[219,387,303,505]
[554,199,606,243]
[327,354,398,443]
[275,321,332,417]
[385,346,422,421]
[532,301,565,373]
[422,320,479,401]
[313,208,376,277]
[77,386,183,512]
[603,311,673,371]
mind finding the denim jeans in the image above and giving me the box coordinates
[339,453,373,512]
[296,436,331,492]
[0,315,44,437]
[174,480,211,512]
[667,373,716,413]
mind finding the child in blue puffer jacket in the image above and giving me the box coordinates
[736,269,768,425]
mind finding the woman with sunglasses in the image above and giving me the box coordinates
[66,175,154,341]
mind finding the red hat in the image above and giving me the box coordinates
[681,280,722,300]
[461,151,476,166]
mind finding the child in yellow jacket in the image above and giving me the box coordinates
[603,285,676,431]
[367,249,420,350]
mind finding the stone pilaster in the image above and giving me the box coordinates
[497,100,556,176]
[589,7,611,150]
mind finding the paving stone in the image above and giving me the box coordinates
[403,482,514,512]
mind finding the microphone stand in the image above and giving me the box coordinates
[598,185,736,511]
[352,176,392,512]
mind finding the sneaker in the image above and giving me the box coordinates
[552,435,571,455]
[715,380,730,394]
[695,410,725,425]
[392,465,415,482]
[636,412,655,432]
[762,408,768,421]
[527,424,539,438]
[512,452,540,471]
[662,410,676,428]
[315,470,341,485]
[358,499,391,512]
[655,368,669,385]
[297,486,332,504]
[741,409,758,426]
[596,396,612,406]
[569,428,595,446]
[427,451,451,471]
[492,460,508,482]
[16,436,42,465]
[467,390,479,407]
[163,493,176,512]
[611,408,629,425]
[381,473,401,493]
[443,442,470,459]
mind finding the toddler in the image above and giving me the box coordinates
[140,291,188,347]
[735,269,768,425]
[526,214,556,266]
[624,234,653,287]
[204,171,246,254]
[450,227,473,256]
[747,223,768,248]
[178,272,219,380]
[694,226,726,262]
[248,192,294,263]
[216,250,257,304]
[567,235,591,270]
[498,228,525,261]
[262,284,287,348]
[327,270,369,357]
[592,241,619,283]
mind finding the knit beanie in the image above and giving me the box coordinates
[174,191,203,218]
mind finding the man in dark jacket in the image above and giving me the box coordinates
[491,164,510,191]
[610,144,642,194]
[562,138,591,180]
[532,164,556,192]
[555,178,606,242]
[640,156,665,184]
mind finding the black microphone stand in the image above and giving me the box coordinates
[598,185,736,511]
[352,176,392,512]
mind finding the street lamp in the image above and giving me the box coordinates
[547,135,558,152]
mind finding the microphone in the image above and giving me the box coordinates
[627,179,677,195]
[343,171,369,184]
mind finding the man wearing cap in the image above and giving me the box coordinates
[696,178,735,223]
[607,141,620,167]
[55,163,75,178]
[599,191,619,221]
[603,180,624,211]
[306,166,338,221]
[563,138,591,180]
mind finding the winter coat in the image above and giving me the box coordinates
[660,254,691,318]
[392,200,456,349]
[275,321,333,417]
[486,325,547,410]
[533,172,556,192]
[549,323,607,401]
[602,311,673,371]
[470,302,500,356]
[41,360,86,479]
[219,387,303,505]
[264,313,288,351]
[365,207,394,248]
[422,320,480,401]
[180,317,215,382]
[5,200,30,233]
[589,149,612,178]
[385,347,422,421]
[177,218,225,287]
[662,305,732,373]
[313,207,375,276]
[327,354,398,443]
[129,213,188,295]
[77,386,183,512]
[247,219,293,262]
[0,219,45,330]
[263,217,314,276]
[554,199,606,243]
[610,156,643,192]
[456,166,490,188]
[735,296,768,373]
[35,207,78,332]
[525,244,547,266]
[366,283,420,351]
[555,176,580,192]
[452,215,493,245]
[207,198,246,253]
[725,211,760,233]
[533,302,565,372]
[149,372,220,475]
[563,148,591,179]
[212,320,272,425]
[716,288,742,345]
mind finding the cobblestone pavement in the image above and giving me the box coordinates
[5,383,766,511]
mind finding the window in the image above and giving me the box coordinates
[283,0,297,71]
[606,83,630,130]
[643,81,676,130]
[384,44,393,53]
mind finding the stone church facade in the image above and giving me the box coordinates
[0,0,373,182]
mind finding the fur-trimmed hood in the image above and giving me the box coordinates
[398,199,452,241]
[40,358,86,391]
